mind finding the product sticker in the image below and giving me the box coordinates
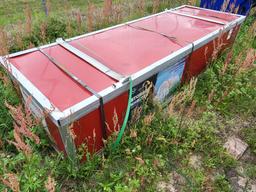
[153,58,186,104]
[131,76,156,110]
[131,58,186,110]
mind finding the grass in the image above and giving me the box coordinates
[0,1,255,191]
[0,0,104,26]
[0,0,194,27]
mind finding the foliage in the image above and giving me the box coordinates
[213,174,232,192]
[242,125,256,155]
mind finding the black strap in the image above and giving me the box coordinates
[99,97,107,140]
[38,48,108,140]
[185,42,195,81]
[126,24,184,47]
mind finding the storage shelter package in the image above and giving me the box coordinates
[0,5,245,160]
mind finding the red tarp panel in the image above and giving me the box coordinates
[9,47,116,111]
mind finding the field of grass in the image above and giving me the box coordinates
[0,0,106,26]
[0,0,255,191]
[0,0,193,27]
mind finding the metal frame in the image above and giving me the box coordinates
[0,5,246,129]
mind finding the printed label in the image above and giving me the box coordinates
[131,58,186,110]
[153,58,186,104]
[131,76,156,110]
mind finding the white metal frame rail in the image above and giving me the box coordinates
[168,10,226,25]
[56,38,125,82]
